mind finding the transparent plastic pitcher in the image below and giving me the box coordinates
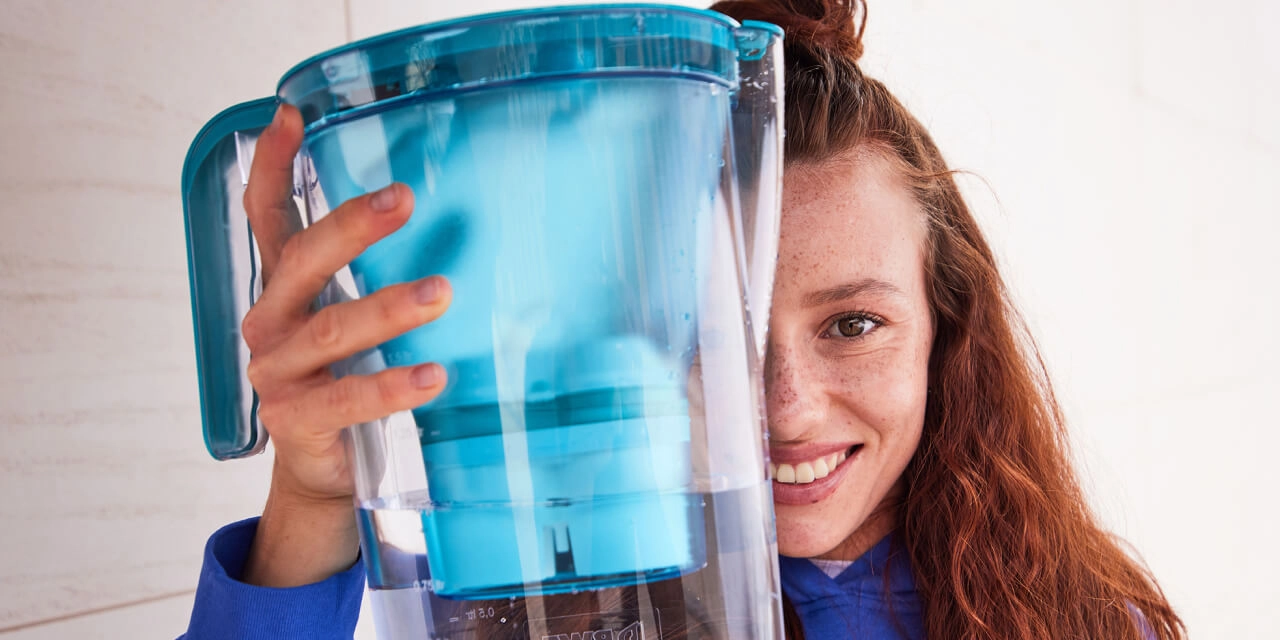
[181,5,783,639]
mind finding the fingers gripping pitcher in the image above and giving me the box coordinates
[181,5,785,639]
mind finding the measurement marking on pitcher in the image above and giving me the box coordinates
[462,607,497,621]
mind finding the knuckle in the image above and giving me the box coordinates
[242,182,280,223]
[242,183,268,216]
[374,371,403,407]
[377,289,403,325]
[277,233,307,276]
[240,309,267,348]
[327,377,360,413]
[255,399,285,431]
[245,356,269,390]
[335,204,371,242]
[308,306,343,348]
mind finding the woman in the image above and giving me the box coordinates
[183,1,1184,638]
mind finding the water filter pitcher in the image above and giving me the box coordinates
[181,5,784,638]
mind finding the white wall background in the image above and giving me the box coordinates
[0,0,1273,638]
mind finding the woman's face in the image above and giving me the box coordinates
[767,151,934,559]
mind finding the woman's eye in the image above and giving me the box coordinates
[824,315,879,339]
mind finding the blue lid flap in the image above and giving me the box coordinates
[181,98,277,460]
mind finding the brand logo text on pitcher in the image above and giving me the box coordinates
[542,621,644,640]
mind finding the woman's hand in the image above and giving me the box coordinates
[237,104,451,587]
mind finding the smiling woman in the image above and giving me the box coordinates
[706,0,1188,637]
[764,153,933,563]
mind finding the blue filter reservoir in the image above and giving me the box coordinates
[307,73,724,596]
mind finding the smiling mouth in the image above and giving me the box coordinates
[770,445,863,484]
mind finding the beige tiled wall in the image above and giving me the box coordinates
[0,1,1273,638]
[0,0,343,636]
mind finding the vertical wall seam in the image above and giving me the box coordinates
[344,0,354,42]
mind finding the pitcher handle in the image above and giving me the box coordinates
[180,97,280,460]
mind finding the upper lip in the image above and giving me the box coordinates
[768,443,859,464]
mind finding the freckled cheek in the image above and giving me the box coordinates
[832,352,929,441]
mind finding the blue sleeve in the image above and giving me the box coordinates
[179,517,365,640]
[1129,602,1158,640]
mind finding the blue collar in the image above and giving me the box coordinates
[778,535,924,639]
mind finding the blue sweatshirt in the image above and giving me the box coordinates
[180,518,924,639]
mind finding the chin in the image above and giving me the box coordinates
[774,521,848,559]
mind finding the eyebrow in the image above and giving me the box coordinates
[801,278,906,308]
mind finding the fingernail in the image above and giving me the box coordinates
[269,105,285,131]
[370,184,400,212]
[410,363,444,389]
[415,276,443,305]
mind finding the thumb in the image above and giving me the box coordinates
[242,103,305,283]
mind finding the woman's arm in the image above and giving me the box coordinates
[180,517,365,640]
[244,482,360,588]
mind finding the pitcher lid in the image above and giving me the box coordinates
[277,4,756,130]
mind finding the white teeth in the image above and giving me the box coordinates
[771,449,853,485]
[812,457,830,479]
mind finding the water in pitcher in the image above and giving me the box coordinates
[359,483,778,640]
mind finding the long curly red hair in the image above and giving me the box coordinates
[711,1,1186,638]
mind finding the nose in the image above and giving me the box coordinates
[763,341,827,443]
